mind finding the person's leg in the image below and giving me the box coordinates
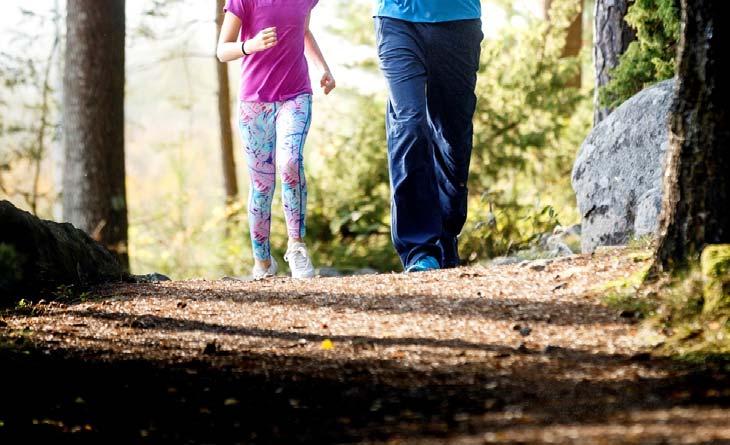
[376,17,443,269]
[423,19,483,268]
[239,101,278,268]
[274,94,312,244]
[275,94,316,279]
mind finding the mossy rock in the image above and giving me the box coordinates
[701,244,730,314]
[0,200,126,301]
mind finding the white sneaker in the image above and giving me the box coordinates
[252,256,278,280]
[284,242,315,279]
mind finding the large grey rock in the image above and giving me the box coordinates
[0,200,168,301]
[0,200,125,299]
[572,79,675,253]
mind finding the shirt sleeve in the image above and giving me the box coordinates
[224,0,245,21]
[311,0,319,9]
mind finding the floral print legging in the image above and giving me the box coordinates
[239,94,312,261]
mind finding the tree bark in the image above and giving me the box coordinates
[654,0,730,271]
[63,0,129,270]
[544,0,584,88]
[593,0,636,125]
[216,0,239,209]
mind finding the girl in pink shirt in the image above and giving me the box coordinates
[217,0,335,279]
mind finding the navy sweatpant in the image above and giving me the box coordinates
[375,17,483,268]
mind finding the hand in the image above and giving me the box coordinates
[244,27,277,54]
[320,71,336,95]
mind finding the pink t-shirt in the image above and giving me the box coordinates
[224,0,317,103]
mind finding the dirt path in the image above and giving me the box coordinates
[1,248,729,444]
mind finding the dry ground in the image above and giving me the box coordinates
[1,247,729,444]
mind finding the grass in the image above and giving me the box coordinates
[650,270,729,361]
[627,235,656,251]
[600,251,656,319]
[601,245,730,363]
[603,290,658,319]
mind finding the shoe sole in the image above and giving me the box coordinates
[252,273,276,280]
[290,272,315,279]
[405,266,438,273]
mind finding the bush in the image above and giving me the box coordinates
[305,91,399,271]
[460,0,588,260]
[599,0,680,109]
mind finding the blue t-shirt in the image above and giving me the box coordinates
[376,0,481,23]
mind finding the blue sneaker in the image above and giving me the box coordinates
[405,256,440,273]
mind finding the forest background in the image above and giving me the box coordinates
[0,0,677,278]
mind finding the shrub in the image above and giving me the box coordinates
[460,0,588,260]
[599,0,680,109]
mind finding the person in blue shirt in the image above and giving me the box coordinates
[375,0,483,272]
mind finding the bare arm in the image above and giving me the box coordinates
[304,13,336,95]
[217,12,244,62]
[217,12,278,63]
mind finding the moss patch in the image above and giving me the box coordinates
[636,245,730,361]
[701,244,730,315]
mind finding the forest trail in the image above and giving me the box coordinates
[1,247,729,444]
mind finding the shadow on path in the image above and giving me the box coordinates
[2,269,729,444]
[0,331,728,444]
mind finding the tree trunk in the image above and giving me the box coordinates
[216,0,239,209]
[63,0,129,271]
[593,0,636,125]
[544,0,584,88]
[654,0,730,271]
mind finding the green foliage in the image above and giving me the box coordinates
[602,263,658,319]
[130,188,256,280]
[463,197,564,260]
[604,291,658,319]
[700,245,730,316]
[600,0,680,109]
[328,1,375,47]
[610,245,730,361]
[51,284,93,303]
[459,0,588,260]
[305,92,399,271]
[592,243,730,362]
[649,269,729,359]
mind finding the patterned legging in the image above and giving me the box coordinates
[238,94,312,261]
